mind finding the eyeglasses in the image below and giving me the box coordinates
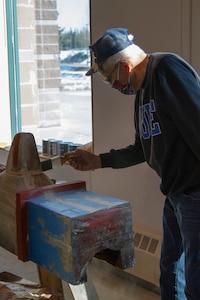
[102,64,118,84]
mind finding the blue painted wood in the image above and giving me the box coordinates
[27,189,134,284]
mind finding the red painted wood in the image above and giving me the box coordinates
[16,180,86,261]
[13,133,20,167]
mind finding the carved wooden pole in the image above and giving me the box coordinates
[0,132,64,299]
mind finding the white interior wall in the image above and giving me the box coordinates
[191,0,200,74]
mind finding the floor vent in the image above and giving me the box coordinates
[126,226,162,287]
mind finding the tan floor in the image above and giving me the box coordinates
[0,246,160,299]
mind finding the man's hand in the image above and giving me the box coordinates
[64,149,101,171]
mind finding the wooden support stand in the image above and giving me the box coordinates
[68,272,99,300]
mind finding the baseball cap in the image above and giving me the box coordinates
[86,28,134,76]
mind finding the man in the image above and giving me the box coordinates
[64,28,200,299]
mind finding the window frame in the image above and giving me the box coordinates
[5,0,22,138]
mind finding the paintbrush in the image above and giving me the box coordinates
[40,156,71,171]
[0,156,71,172]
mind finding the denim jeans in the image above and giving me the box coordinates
[160,192,200,300]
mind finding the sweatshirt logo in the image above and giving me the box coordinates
[140,99,161,139]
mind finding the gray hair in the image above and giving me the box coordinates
[101,44,146,71]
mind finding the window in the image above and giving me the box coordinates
[0,1,11,146]
[2,0,92,150]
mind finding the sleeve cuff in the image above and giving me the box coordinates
[100,153,113,168]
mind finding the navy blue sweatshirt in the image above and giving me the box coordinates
[100,53,200,196]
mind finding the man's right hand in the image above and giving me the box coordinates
[63,149,101,171]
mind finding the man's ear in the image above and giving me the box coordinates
[120,61,131,73]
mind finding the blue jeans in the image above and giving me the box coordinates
[160,192,200,300]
